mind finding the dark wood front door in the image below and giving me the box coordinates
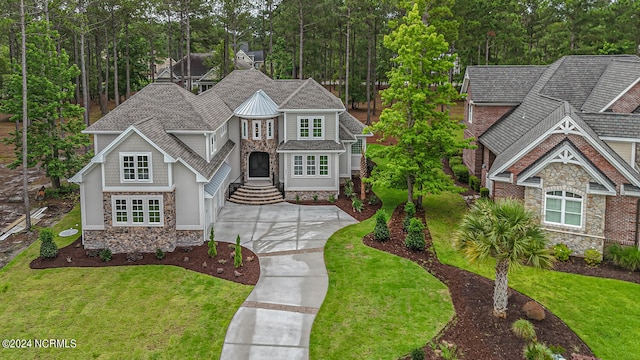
[249,152,269,178]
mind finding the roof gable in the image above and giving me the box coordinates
[462,65,547,103]
[279,78,345,110]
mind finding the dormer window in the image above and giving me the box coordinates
[120,153,152,183]
[210,132,217,154]
[298,116,324,139]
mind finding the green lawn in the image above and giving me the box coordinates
[425,192,640,360]
[310,179,455,358]
[0,205,252,359]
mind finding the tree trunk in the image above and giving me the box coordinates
[365,25,372,125]
[79,2,89,126]
[73,33,80,104]
[493,259,510,318]
[95,32,107,115]
[20,0,31,230]
[407,175,413,203]
[298,5,303,79]
[179,8,185,88]
[125,19,130,99]
[105,28,109,106]
[112,11,119,106]
[268,0,273,77]
[186,0,191,91]
[345,7,350,107]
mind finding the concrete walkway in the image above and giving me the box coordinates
[216,202,358,360]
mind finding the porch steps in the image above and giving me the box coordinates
[228,184,284,205]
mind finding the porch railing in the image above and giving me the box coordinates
[228,172,244,198]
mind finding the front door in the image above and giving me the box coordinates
[249,152,269,178]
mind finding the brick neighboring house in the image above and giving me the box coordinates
[461,55,640,254]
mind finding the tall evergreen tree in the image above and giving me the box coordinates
[1,20,91,189]
[368,0,469,204]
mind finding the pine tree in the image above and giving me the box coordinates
[1,20,91,189]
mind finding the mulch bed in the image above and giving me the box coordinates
[30,238,260,286]
[287,177,382,222]
[553,256,640,284]
[364,204,596,360]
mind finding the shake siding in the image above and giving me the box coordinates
[605,141,634,165]
[175,133,206,158]
[94,134,118,153]
[103,133,169,187]
[285,112,337,141]
[83,164,104,226]
[174,162,201,227]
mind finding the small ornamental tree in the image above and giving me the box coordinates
[208,227,217,257]
[403,201,416,231]
[39,228,58,259]
[405,218,425,251]
[373,209,390,241]
[234,235,243,268]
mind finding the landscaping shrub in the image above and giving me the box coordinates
[410,347,425,360]
[511,319,537,342]
[584,248,602,267]
[373,209,390,242]
[313,194,319,202]
[451,164,470,183]
[469,175,480,192]
[605,243,640,271]
[552,243,572,262]
[99,248,112,262]
[548,344,566,355]
[208,227,217,257]
[403,201,416,231]
[448,156,463,167]
[234,235,243,268]
[328,194,336,203]
[39,229,58,259]
[368,194,379,205]
[523,342,553,360]
[480,187,490,198]
[405,218,425,251]
[344,183,355,198]
[352,198,363,213]
[155,248,165,260]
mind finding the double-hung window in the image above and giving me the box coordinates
[298,116,324,139]
[121,153,151,182]
[210,131,217,154]
[292,154,330,176]
[252,120,262,140]
[545,190,582,227]
[112,196,163,226]
[267,120,274,139]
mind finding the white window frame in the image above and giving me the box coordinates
[210,131,217,155]
[293,155,303,176]
[297,116,324,140]
[221,122,227,135]
[291,154,330,177]
[112,195,164,226]
[468,103,473,124]
[241,119,248,139]
[120,152,152,183]
[252,120,262,140]
[267,120,274,139]
[544,190,583,228]
[351,139,363,154]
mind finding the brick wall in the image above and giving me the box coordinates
[493,181,524,200]
[609,82,640,113]
[462,87,515,176]
[605,196,638,245]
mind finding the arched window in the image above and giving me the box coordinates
[544,190,582,227]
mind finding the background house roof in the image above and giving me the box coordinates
[464,65,547,103]
[169,53,214,77]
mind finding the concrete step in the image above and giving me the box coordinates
[228,197,284,205]
[230,193,284,202]
[243,184,277,190]
[234,188,282,196]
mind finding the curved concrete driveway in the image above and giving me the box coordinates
[216,202,358,360]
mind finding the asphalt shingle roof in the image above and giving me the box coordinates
[339,111,368,136]
[465,65,547,103]
[581,113,640,138]
[279,78,345,110]
[581,59,640,112]
[277,140,345,152]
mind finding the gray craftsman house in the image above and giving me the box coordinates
[70,69,369,253]
[461,55,640,254]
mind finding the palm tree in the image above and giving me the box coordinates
[455,198,554,318]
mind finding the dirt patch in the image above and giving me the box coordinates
[363,204,596,360]
[30,238,260,286]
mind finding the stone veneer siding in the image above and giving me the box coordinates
[83,190,204,254]
[523,163,606,255]
[240,117,279,182]
[284,190,338,201]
